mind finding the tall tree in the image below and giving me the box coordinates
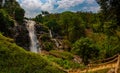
[3,0,25,24]
[96,0,120,26]
[59,11,74,40]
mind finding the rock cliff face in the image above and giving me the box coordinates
[8,20,62,52]
[12,21,49,51]
[35,24,49,36]
[12,22,30,51]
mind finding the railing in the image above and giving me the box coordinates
[68,54,120,73]
[91,54,119,64]
[81,54,120,73]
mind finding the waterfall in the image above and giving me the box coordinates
[26,20,41,53]
[49,29,53,38]
[49,29,59,48]
[2,0,5,7]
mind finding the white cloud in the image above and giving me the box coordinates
[57,0,84,9]
[82,6,100,12]
[20,0,43,17]
[41,0,56,11]
[85,0,95,4]
[18,0,57,17]
[16,0,99,17]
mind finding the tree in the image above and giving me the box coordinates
[45,19,61,33]
[35,14,43,23]
[73,37,99,65]
[96,0,120,26]
[0,9,14,36]
[14,7,25,24]
[68,14,85,43]
[41,11,49,16]
[59,11,74,39]
[3,0,25,24]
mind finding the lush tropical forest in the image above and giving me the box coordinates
[0,0,120,73]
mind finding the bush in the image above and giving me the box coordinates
[40,34,50,42]
[43,42,54,51]
[72,37,99,65]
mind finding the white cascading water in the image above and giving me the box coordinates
[49,29,53,38]
[26,20,40,53]
[49,29,59,47]
[2,0,5,7]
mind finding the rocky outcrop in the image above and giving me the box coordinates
[35,24,49,36]
[12,21,30,51]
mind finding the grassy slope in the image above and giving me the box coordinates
[0,34,65,73]
[42,50,85,70]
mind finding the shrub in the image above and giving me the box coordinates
[40,34,50,42]
[43,42,54,51]
[73,37,99,65]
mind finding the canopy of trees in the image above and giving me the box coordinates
[96,0,120,27]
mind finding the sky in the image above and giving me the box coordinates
[16,0,100,18]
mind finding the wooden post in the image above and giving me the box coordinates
[115,54,120,73]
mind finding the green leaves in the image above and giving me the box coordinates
[0,9,14,36]
[73,37,99,65]
[14,7,25,24]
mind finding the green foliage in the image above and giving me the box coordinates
[50,50,74,60]
[14,7,25,24]
[43,42,54,51]
[0,9,14,36]
[87,33,120,59]
[73,37,99,65]
[40,34,50,42]
[41,11,49,15]
[102,36,120,58]
[42,55,84,69]
[59,11,75,39]
[62,40,71,51]
[34,14,43,23]
[59,11,85,42]
[103,21,117,36]
[3,0,25,24]
[96,0,120,26]
[0,34,65,73]
[35,11,100,43]
[45,19,61,34]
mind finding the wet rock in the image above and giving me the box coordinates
[12,24,30,51]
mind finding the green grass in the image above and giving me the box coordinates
[43,50,85,69]
[50,50,74,60]
[0,34,66,73]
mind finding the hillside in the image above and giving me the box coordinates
[0,0,120,73]
[0,33,65,73]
